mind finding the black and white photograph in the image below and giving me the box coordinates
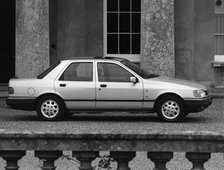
[0,0,223,169]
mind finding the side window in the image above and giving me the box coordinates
[98,63,132,82]
[59,62,93,81]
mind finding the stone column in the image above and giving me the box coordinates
[141,0,174,77]
[16,0,50,78]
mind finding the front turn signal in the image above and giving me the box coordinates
[8,87,14,94]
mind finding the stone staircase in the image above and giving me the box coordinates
[209,84,224,98]
[0,84,8,98]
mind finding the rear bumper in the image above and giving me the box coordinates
[6,97,36,111]
[184,96,212,113]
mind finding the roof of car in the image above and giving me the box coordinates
[61,56,125,62]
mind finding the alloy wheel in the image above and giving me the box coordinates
[41,99,59,118]
[161,100,180,120]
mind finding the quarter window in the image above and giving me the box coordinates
[98,63,132,82]
[60,62,93,81]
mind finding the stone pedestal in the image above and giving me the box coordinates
[35,151,63,170]
[0,151,26,170]
[73,151,99,170]
[186,152,211,170]
[110,151,136,170]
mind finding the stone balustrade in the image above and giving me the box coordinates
[0,130,223,169]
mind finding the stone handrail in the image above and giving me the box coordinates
[0,130,223,170]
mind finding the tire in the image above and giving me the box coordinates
[156,95,186,122]
[36,95,66,121]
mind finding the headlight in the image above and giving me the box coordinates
[193,89,207,98]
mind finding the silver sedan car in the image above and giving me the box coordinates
[6,57,212,122]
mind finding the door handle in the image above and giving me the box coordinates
[60,84,66,87]
[100,84,107,88]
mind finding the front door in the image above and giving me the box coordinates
[0,0,15,83]
[96,62,143,110]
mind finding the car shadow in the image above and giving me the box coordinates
[68,114,160,122]
[13,113,160,122]
[65,113,208,123]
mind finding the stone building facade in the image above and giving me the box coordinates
[2,0,223,92]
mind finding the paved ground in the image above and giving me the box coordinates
[0,99,223,133]
[0,98,223,169]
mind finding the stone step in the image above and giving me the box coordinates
[0,84,8,91]
[210,85,224,94]
[0,91,8,98]
[0,85,8,98]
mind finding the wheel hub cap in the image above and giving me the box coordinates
[41,100,59,118]
[161,100,180,119]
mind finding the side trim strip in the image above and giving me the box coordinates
[7,96,36,100]
[65,99,155,102]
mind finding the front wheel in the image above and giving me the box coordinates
[36,95,66,121]
[156,96,186,122]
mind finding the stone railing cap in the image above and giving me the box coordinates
[0,130,223,141]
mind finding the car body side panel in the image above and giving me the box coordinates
[142,101,155,110]
[96,82,144,109]
[143,82,192,101]
[55,81,96,109]
[43,60,69,80]
[142,76,206,100]
[9,79,55,98]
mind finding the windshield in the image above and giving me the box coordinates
[121,59,159,79]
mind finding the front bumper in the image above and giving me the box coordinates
[184,96,212,113]
[6,97,36,111]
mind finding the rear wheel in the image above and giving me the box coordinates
[37,95,66,121]
[156,95,185,122]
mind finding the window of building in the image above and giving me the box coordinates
[60,62,93,81]
[98,63,132,82]
[104,0,141,62]
[215,1,224,61]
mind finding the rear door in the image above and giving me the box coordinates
[96,62,144,110]
[54,61,95,110]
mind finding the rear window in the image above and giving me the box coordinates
[37,61,61,79]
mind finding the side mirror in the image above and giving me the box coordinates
[130,76,138,83]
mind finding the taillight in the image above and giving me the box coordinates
[8,87,14,94]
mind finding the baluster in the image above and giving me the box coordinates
[186,152,211,170]
[72,151,99,170]
[0,150,26,170]
[110,151,136,170]
[35,151,62,170]
[147,152,173,170]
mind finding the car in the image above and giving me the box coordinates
[6,57,212,122]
